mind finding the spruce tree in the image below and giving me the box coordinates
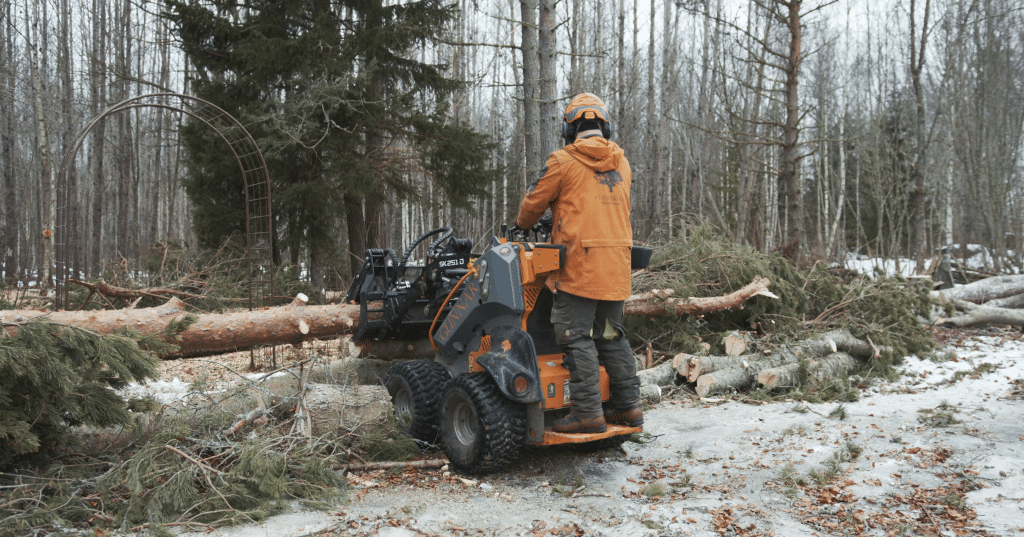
[163,0,499,279]
[0,320,178,467]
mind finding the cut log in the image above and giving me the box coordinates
[937,305,1024,328]
[977,293,1024,309]
[724,332,751,356]
[688,354,761,383]
[695,367,758,398]
[756,352,858,389]
[0,297,360,357]
[672,352,692,378]
[933,275,1024,304]
[637,360,677,387]
[623,276,777,316]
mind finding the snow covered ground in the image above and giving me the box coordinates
[163,327,1024,537]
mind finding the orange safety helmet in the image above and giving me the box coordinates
[561,93,613,143]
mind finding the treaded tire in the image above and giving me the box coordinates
[384,360,451,444]
[440,373,526,475]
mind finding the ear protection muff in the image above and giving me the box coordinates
[561,120,575,146]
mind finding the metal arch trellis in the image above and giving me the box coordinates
[54,93,274,317]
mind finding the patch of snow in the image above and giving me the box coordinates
[843,253,919,277]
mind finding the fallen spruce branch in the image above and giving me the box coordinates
[70,278,208,304]
[340,458,448,472]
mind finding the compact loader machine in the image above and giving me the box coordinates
[346,225,644,474]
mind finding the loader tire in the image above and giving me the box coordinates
[385,360,451,444]
[440,373,526,475]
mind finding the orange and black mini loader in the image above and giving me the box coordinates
[345,223,650,474]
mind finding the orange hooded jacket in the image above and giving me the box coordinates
[516,136,633,301]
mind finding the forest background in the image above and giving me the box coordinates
[0,0,1022,296]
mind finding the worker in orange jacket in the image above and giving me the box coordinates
[516,93,642,434]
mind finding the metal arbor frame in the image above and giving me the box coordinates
[54,93,274,313]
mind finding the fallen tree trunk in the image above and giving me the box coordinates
[937,305,1024,328]
[1,277,776,358]
[0,296,360,357]
[974,293,1024,309]
[623,276,777,316]
[932,275,1024,304]
[756,352,858,389]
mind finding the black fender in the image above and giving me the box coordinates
[475,325,543,404]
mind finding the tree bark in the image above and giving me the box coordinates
[520,0,540,178]
[89,0,108,277]
[780,0,805,261]
[756,352,858,389]
[537,0,556,158]
[933,275,1024,305]
[0,297,360,357]
[29,0,56,292]
[937,302,1024,328]
[623,276,777,316]
[1,0,18,282]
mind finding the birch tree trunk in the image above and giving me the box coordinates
[29,0,55,293]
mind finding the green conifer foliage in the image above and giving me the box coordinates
[0,321,160,467]
[163,0,500,272]
[629,223,934,372]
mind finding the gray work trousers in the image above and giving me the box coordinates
[551,291,641,419]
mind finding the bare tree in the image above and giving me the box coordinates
[28,0,56,291]
[521,0,540,178]
[89,0,108,277]
[538,0,557,157]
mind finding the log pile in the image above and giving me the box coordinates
[653,329,890,398]
[933,275,1024,328]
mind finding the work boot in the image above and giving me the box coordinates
[604,406,644,427]
[553,413,607,434]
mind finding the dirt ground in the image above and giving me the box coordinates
[145,328,1024,537]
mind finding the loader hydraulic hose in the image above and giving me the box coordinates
[428,263,477,351]
[399,227,453,273]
